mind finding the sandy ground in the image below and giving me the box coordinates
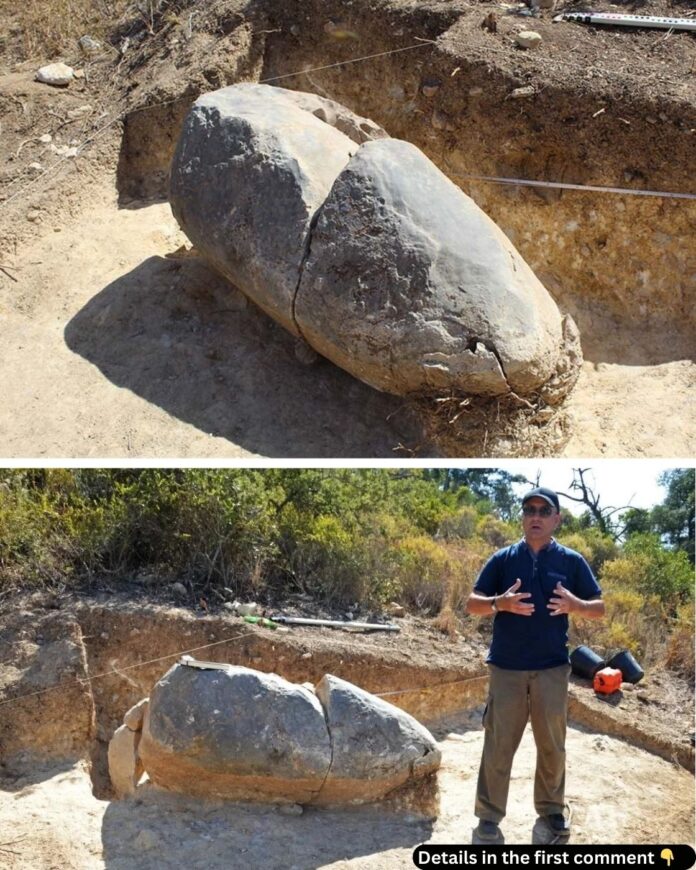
[1,717,693,870]
[0,193,693,459]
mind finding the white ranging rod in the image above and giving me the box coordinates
[270,615,401,632]
[553,11,696,31]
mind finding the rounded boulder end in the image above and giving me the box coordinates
[168,84,368,337]
[313,673,441,805]
[296,138,581,401]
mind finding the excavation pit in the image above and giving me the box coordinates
[0,597,693,865]
[0,0,694,457]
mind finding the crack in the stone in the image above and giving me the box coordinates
[467,336,512,391]
[311,685,335,804]
[291,203,324,344]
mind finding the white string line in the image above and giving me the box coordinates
[0,621,486,707]
[0,630,248,707]
[458,174,696,201]
[0,41,436,213]
[105,39,441,120]
[0,111,124,210]
[375,674,486,697]
[259,39,438,85]
[0,52,133,201]
[2,32,694,218]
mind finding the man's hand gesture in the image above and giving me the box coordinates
[497,578,535,616]
[547,582,579,615]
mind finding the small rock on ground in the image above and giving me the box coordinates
[78,35,102,56]
[278,803,304,816]
[36,63,74,86]
[509,85,537,99]
[516,31,542,50]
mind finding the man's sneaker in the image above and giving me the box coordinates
[546,813,570,834]
[476,819,500,840]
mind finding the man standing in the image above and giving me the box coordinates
[465,487,605,841]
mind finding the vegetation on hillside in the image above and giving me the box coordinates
[0,468,693,678]
[0,0,188,62]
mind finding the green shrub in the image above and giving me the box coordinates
[476,515,517,549]
[389,536,454,614]
[437,506,479,540]
[576,545,692,670]
[283,514,367,605]
[621,534,693,603]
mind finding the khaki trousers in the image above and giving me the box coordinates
[475,663,571,822]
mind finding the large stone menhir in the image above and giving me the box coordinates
[170,84,581,401]
[169,84,384,338]
[120,662,440,805]
[138,664,331,803]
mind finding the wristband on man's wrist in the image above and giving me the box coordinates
[491,595,498,612]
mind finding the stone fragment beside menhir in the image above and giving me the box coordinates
[169,83,581,403]
[117,661,440,807]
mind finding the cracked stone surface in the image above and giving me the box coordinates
[138,663,331,803]
[297,138,573,397]
[169,84,360,337]
[313,674,441,806]
[170,86,581,401]
[134,662,440,805]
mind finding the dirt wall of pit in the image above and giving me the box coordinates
[1,600,693,803]
[113,0,695,356]
[0,610,95,765]
[76,603,487,744]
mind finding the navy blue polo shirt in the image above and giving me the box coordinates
[474,538,602,670]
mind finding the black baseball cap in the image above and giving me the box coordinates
[522,487,560,512]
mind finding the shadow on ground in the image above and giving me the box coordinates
[64,255,423,457]
[101,788,434,869]
[0,757,80,793]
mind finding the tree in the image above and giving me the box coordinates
[655,469,695,561]
[426,469,526,520]
[623,469,695,564]
[557,468,635,540]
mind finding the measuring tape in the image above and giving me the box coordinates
[554,11,696,31]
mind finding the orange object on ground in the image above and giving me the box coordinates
[594,667,623,694]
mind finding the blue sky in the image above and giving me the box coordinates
[492,460,684,516]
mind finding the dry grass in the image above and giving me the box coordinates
[432,605,460,640]
[664,603,695,682]
[414,392,573,458]
[1,0,133,62]
[432,541,489,637]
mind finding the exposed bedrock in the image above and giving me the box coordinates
[169,84,582,401]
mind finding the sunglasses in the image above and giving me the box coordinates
[522,505,554,518]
